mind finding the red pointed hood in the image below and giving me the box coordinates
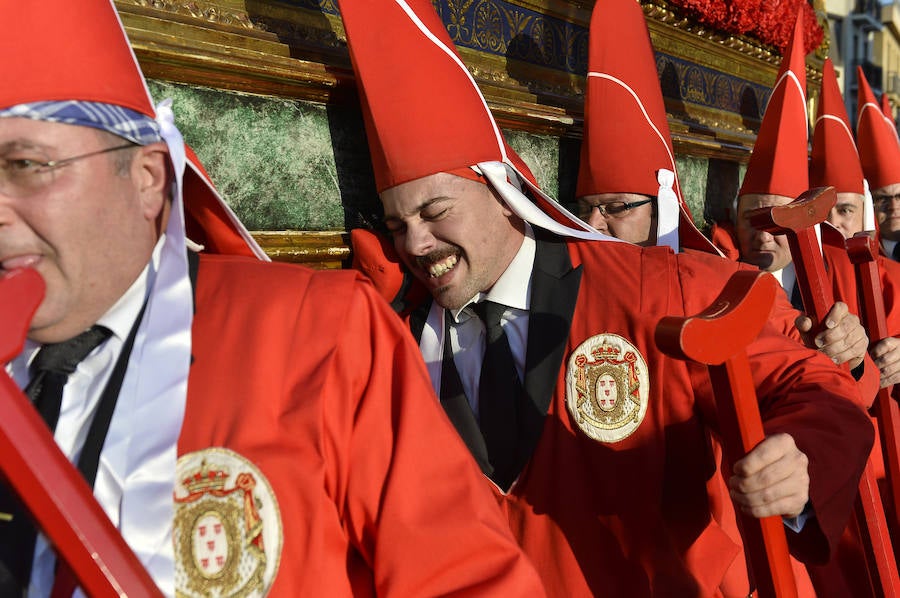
[0,0,152,114]
[857,68,900,190]
[344,0,506,192]
[575,0,678,200]
[575,0,718,254]
[810,59,864,194]
[739,12,809,198]
[342,0,611,241]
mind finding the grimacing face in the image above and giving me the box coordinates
[735,193,794,272]
[826,192,865,239]
[577,192,657,246]
[380,172,525,310]
[873,182,900,242]
[0,117,170,343]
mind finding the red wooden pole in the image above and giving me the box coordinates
[847,233,900,536]
[657,270,798,597]
[0,268,162,597]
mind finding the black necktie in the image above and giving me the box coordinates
[474,301,522,489]
[25,326,112,429]
[892,242,900,262]
[789,280,804,311]
[0,325,111,593]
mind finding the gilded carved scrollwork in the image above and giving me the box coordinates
[117,0,259,29]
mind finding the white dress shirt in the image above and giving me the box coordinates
[420,225,535,416]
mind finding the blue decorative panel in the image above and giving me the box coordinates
[656,54,770,119]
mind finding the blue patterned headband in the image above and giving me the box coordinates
[0,100,162,146]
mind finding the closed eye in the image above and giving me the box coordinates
[422,207,448,221]
[0,158,44,172]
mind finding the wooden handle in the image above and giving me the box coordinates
[747,187,837,325]
[746,187,836,234]
[657,270,797,597]
[846,232,900,594]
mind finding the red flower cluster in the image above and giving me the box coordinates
[664,0,824,54]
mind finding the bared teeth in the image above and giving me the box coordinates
[428,255,457,278]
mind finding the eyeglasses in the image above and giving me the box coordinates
[873,193,900,211]
[0,143,136,198]
[579,197,654,219]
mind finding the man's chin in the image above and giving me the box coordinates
[432,292,461,311]
[419,266,470,310]
[430,285,471,311]
[27,316,65,344]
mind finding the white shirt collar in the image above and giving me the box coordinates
[448,223,535,323]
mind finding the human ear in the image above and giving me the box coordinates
[133,142,171,221]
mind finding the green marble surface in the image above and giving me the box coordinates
[675,155,707,225]
[150,80,369,231]
[149,80,744,232]
[503,129,559,197]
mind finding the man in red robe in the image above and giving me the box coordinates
[343,1,874,595]
[813,58,900,390]
[804,55,900,597]
[723,18,878,407]
[855,70,900,388]
[570,6,875,594]
[858,69,900,263]
[0,1,545,596]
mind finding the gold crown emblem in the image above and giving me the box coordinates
[181,460,229,493]
[591,342,621,359]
